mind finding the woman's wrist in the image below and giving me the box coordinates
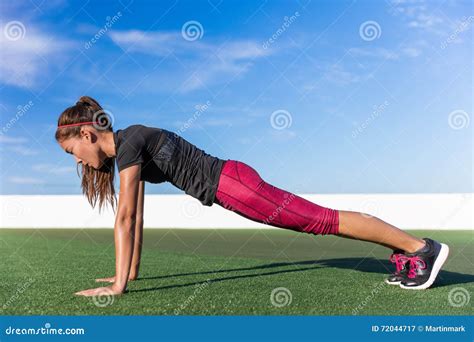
[112,281,127,293]
[129,266,139,280]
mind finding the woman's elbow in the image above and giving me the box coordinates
[116,215,137,232]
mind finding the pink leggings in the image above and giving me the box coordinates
[214,160,339,235]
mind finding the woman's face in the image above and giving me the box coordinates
[59,128,105,169]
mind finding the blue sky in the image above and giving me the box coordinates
[0,0,472,195]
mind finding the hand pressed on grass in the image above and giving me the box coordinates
[74,284,124,297]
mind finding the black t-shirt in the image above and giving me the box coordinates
[113,124,227,206]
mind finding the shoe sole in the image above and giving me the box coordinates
[384,279,401,285]
[399,243,449,290]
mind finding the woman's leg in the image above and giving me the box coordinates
[338,210,425,253]
[214,160,339,235]
[214,160,425,253]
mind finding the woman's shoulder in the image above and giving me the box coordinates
[121,123,147,132]
[119,124,157,137]
[122,123,170,132]
[117,124,180,145]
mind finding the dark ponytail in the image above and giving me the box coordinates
[55,96,117,213]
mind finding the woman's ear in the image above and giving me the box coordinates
[80,127,97,143]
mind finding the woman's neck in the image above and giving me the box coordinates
[102,131,116,158]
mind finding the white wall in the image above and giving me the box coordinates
[0,193,472,229]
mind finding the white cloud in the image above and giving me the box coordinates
[0,135,41,161]
[9,176,46,185]
[389,0,427,16]
[6,145,40,156]
[173,115,253,130]
[407,13,444,29]
[109,30,209,57]
[215,41,269,61]
[0,20,75,88]
[348,47,400,60]
[0,136,40,156]
[323,64,360,86]
[401,47,422,57]
[0,135,29,144]
[0,134,52,158]
[268,129,297,141]
[388,0,448,36]
[109,30,272,92]
[32,163,75,175]
[349,46,423,60]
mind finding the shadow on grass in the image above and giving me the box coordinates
[128,257,474,293]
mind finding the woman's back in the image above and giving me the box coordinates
[113,124,226,206]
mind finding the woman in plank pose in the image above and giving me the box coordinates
[55,96,449,296]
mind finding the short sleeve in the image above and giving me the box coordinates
[116,128,145,172]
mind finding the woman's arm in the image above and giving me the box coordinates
[129,180,145,280]
[96,180,144,283]
[112,164,141,292]
[75,164,141,297]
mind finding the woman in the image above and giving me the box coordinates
[55,96,449,296]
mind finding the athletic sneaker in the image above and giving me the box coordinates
[399,238,449,290]
[385,249,409,285]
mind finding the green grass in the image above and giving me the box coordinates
[0,229,472,315]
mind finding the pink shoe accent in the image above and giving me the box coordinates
[389,253,409,274]
[406,256,427,279]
